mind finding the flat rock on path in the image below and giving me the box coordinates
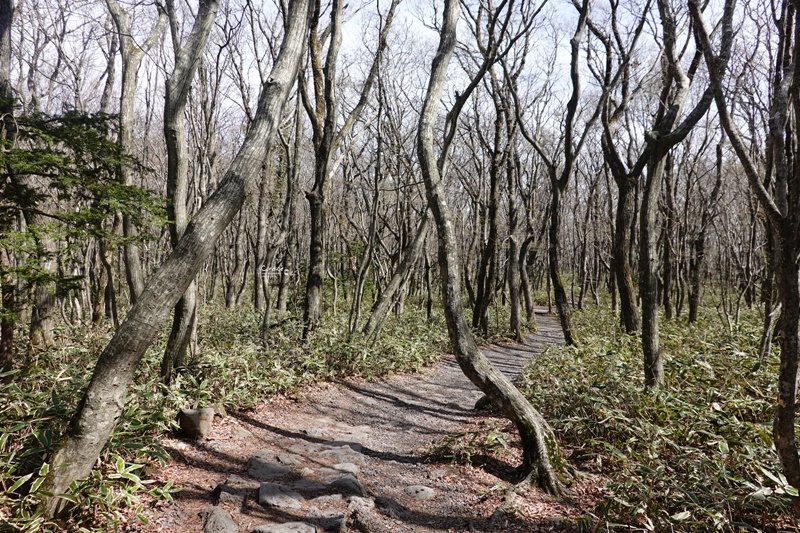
[135,312,601,532]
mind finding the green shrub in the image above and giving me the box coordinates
[521,307,796,531]
[0,304,446,531]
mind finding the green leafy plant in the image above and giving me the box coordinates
[520,307,796,531]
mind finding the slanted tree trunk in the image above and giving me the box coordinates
[362,211,430,341]
[418,0,566,494]
[160,0,218,385]
[41,0,309,513]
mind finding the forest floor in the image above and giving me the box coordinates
[125,312,605,532]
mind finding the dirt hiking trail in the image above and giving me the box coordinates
[131,312,603,533]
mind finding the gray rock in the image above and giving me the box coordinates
[224,475,260,490]
[277,453,303,466]
[248,457,292,480]
[404,485,435,500]
[300,427,329,438]
[320,446,365,466]
[346,496,375,511]
[307,507,346,532]
[290,479,328,492]
[311,494,343,504]
[258,482,304,509]
[289,443,325,455]
[213,480,258,507]
[233,428,254,439]
[328,441,363,452]
[178,408,215,439]
[325,474,365,497]
[331,463,359,475]
[251,449,278,460]
[199,505,238,533]
[252,523,315,533]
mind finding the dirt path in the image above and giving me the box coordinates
[133,313,601,533]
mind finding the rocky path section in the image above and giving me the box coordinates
[134,313,600,533]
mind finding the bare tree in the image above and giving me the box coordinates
[160,0,219,385]
[418,0,566,494]
[690,0,800,502]
[300,0,399,336]
[104,0,167,303]
[41,0,310,513]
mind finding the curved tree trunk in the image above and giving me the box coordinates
[417,0,565,494]
[41,0,309,513]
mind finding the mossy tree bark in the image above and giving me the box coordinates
[41,0,310,514]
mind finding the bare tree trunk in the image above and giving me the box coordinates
[612,179,640,332]
[362,212,430,341]
[301,0,399,337]
[0,0,15,372]
[160,0,218,385]
[661,154,675,320]
[104,0,167,304]
[418,0,565,495]
[691,0,799,498]
[640,152,666,388]
[41,0,309,512]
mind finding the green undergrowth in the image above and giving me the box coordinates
[521,307,796,532]
[0,305,445,532]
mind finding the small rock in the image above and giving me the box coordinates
[330,476,364,496]
[346,496,375,511]
[211,404,228,418]
[331,462,359,475]
[224,475,261,490]
[258,482,304,509]
[307,507,346,532]
[290,479,328,492]
[252,522,315,533]
[277,453,303,466]
[199,505,238,533]
[290,443,324,455]
[213,476,259,505]
[247,457,292,480]
[178,408,215,439]
[404,485,435,500]
[298,467,315,478]
[251,449,278,460]
[300,427,328,438]
[320,446,365,466]
[213,482,256,507]
[233,428,253,439]
[311,494,343,504]
[318,473,365,497]
[329,441,363,452]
